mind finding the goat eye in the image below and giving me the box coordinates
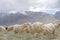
[6,27,8,30]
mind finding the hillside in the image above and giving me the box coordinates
[0,11,59,26]
[25,11,59,23]
[55,11,60,20]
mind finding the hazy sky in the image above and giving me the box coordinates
[0,0,60,14]
[29,0,60,14]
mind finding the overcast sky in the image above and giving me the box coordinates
[0,0,60,14]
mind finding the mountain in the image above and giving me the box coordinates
[0,11,59,26]
[55,11,60,20]
[0,12,34,26]
[26,11,59,23]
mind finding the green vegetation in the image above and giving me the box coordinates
[0,27,60,40]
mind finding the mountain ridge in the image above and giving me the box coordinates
[0,11,59,26]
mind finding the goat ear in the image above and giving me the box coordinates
[58,23,60,26]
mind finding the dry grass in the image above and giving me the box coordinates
[0,27,60,40]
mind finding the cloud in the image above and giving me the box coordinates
[0,0,30,12]
[8,10,27,15]
[30,0,59,8]
[28,0,60,11]
[0,0,60,12]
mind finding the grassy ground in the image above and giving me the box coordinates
[0,28,60,40]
